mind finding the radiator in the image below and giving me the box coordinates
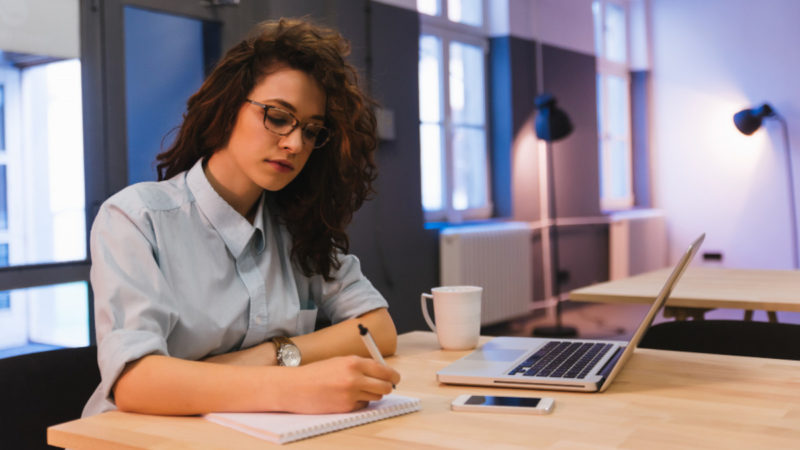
[609,209,668,280]
[440,222,533,325]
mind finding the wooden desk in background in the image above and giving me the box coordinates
[569,266,800,321]
[49,331,800,449]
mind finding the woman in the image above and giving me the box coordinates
[83,18,399,417]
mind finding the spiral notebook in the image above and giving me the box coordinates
[204,394,420,444]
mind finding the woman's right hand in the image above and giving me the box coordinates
[278,355,401,414]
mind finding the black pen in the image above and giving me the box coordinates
[358,324,395,389]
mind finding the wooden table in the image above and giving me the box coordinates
[49,331,800,448]
[569,266,800,320]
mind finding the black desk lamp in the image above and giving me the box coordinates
[532,93,578,338]
[733,103,798,269]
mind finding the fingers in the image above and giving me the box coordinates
[351,400,369,411]
[358,357,401,386]
[345,358,399,399]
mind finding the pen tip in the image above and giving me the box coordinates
[358,323,367,335]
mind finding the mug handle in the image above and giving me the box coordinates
[420,293,437,333]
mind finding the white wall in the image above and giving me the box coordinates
[502,0,594,55]
[650,0,800,269]
[0,0,79,58]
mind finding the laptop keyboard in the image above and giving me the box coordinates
[507,341,614,379]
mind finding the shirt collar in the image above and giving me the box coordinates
[186,159,266,258]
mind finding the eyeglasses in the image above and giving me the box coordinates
[245,99,331,149]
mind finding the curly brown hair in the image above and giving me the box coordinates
[156,18,378,280]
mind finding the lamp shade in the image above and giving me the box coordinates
[734,103,775,135]
[534,93,573,142]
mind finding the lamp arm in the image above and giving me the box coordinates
[776,114,800,269]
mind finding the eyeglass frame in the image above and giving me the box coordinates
[245,99,331,149]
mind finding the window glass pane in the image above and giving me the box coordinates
[449,41,485,126]
[0,0,85,266]
[0,55,86,266]
[599,138,631,204]
[451,126,487,210]
[0,165,6,230]
[0,281,89,358]
[419,35,442,123]
[420,124,444,211]
[606,74,629,138]
[609,139,630,199]
[448,0,483,27]
[596,74,605,134]
[592,1,603,57]
[599,139,611,200]
[418,0,440,16]
[604,2,627,63]
[0,84,5,150]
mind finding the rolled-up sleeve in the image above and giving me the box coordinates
[311,253,389,324]
[90,200,178,404]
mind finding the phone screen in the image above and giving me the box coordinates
[465,395,541,407]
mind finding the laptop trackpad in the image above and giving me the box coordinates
[465,348,526,362]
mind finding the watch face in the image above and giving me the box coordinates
[281,345,301,367]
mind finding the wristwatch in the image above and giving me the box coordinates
[272,336,302,367]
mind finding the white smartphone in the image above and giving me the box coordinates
[451,394,554,415]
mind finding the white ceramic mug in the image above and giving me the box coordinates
[420,286,483,350]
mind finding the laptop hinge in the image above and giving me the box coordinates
[596,346,624,389]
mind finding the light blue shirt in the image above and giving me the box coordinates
[83,159,388,416]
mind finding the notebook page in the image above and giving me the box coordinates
[205,394,420,444]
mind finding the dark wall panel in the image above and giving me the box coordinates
[489,37,513,218]
[631,70,651,208]
[509,38,538,141]
[509,37,540,221]
[490,36,540,220]
[267,0,368,69]
[264,1,434,332]
[506,36,541,223]
[541,44,601,219]
[347,2,435,333]
[539,44,608,296]
[556,224,609,293]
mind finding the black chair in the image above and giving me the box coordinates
[0,346,100,449]
[640,320,800,360]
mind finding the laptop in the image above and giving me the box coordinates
[437,233,705,392]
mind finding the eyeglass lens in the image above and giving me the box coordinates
[264,107,330,148]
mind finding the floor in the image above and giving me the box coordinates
[481,301,800,341]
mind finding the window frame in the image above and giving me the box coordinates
[0,1,97,344]
[594,0,635,211]
[0,0,239,354]
[419,1,493,223]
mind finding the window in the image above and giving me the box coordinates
[0,0,91,358]
[0,0,240,360]
[418,0,491,222]
[594,0,634,210]
[0,282,89,357]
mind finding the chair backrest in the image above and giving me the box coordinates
[0,346,100,450]
[639,320,800,360]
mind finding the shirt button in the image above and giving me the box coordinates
[254,315,265,325]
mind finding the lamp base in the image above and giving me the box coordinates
[532,324,578,338]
